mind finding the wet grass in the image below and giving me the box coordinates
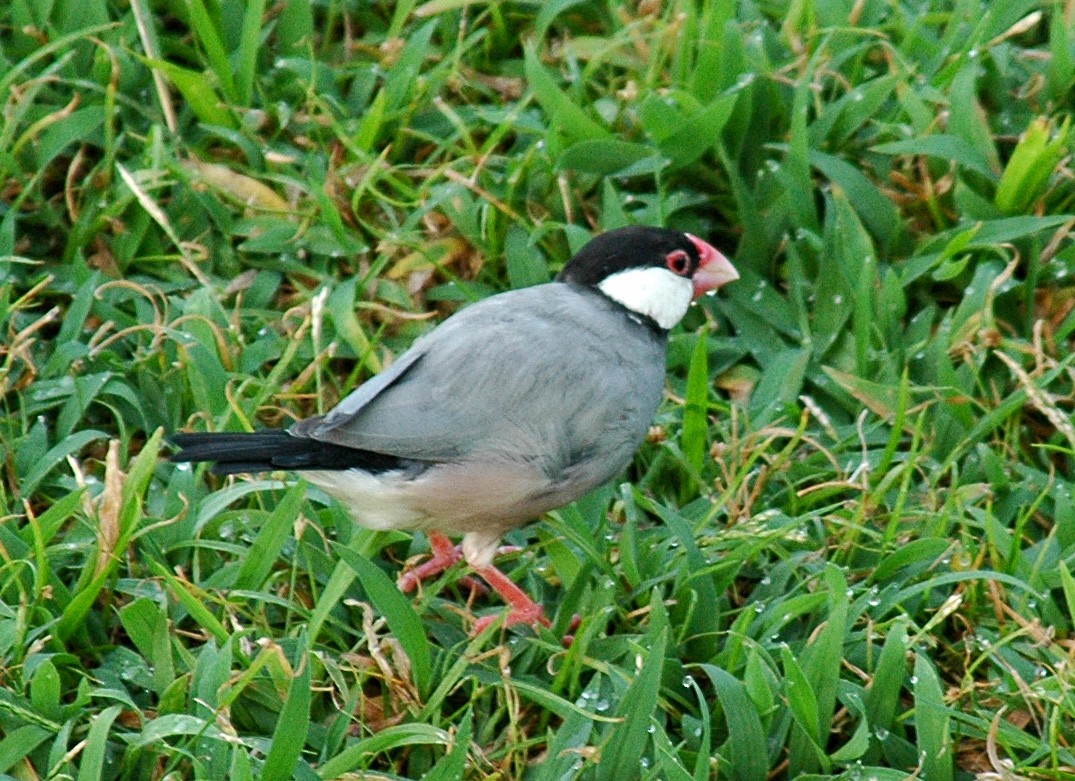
[2,0,1074,778]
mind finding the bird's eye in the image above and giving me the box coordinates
[665,249,691,276]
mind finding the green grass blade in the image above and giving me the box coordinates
[233,482,305,590]
[18,429,106,498]
[524,42,608,144]
[146,59,236,128]
[276,0,313,51]
[0,726,50,775]
[781,644,825,771]
[995,117,1069,214]
[864,618,910,763]
[595,626,669,781]
[75,705,122,781]
[236,0,266,106]
[535,0,590,39]
[307,558,357,645]
[316,724,451,778]
[335,544,433,699]
[698,664,768,781]
[872,135,997,179]
[948,64,1000,173]
[422,707,472,781]
[1058,561,1075,641]
[152,560,231,644]
[261,637,312,781]
[681,331,710,472]
[558,139,662,175]
[913,654,953,781]
[184,0,238,102]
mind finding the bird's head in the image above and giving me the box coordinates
[557,226,739,329]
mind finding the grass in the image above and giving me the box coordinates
[2,0,1075,778]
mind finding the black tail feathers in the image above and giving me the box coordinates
[169,430,405,475]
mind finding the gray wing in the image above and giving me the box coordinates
[294,283,667,485]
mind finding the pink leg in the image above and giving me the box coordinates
[399,533,550,633]
[397,530,462,593]
[471,564,551,633]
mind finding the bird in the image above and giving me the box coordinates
[170,225,738,632]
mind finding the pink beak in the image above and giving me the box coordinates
[686,233,739,298]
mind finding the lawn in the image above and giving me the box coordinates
[2,0,1074,778]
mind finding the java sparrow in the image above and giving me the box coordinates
[170,226,738,631]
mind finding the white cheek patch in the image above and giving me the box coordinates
[597,266,694,329]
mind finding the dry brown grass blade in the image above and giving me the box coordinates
[183,158,291,212]
[117,163,212,287]
[994,350,1075,451]
[94,439,124,578]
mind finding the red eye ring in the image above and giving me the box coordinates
[665,249,691,276]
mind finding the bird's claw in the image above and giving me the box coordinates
[472,604,550,635]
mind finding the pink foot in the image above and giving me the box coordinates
[397,530,461,593]
[397,533,555,635]
[470,564,551,634]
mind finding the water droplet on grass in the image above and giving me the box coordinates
[735,73,756,90]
